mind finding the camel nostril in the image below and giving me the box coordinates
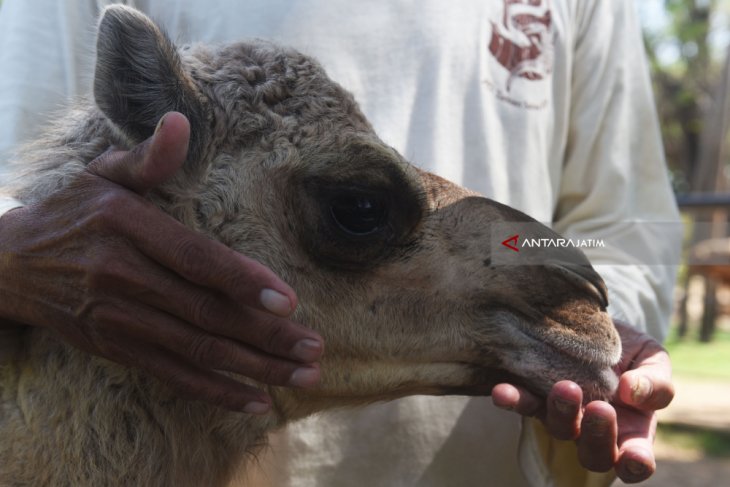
[545,262,609,309]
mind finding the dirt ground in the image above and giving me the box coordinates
[615,377,730,487]
[616,457,730,487]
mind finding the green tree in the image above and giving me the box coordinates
[643,0,729,193]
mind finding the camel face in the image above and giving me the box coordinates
[87,7,622,414]
[30,6,620,416]
[262,168,621,414]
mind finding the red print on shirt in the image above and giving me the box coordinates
[488,0,554,91]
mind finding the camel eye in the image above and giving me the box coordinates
[330,194,387,236]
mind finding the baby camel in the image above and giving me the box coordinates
[0,6,620,487]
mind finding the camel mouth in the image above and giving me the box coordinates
[478,262,618,369]
[471,353,619,402]
[489,295,621,369]
[475,308,622,401]
[441,362,618,403]
[504,322,620,401]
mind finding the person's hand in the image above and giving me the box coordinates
[0,112,324,414]
[492,321,674,483]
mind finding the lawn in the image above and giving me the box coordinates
[657,423,730,458]
[664,328,730,380]
[657,328,730,460]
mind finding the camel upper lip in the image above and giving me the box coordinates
[544,261,609,309]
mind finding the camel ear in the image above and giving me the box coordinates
[94,5,208,165]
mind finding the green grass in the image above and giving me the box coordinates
[664,329,730,380]
[657,328,730,459]
[658,423,730,458]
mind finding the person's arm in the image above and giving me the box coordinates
[0,0,324,413]
[0,0,87,324]
[493,1,679,484]
[551,0,681,342]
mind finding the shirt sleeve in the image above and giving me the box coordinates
[519,4,679,480]
[0,197,23,214]
[551,0,681,341]
[0,0,102,184]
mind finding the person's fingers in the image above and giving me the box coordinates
[86,111,299,317]
[604,322,669,481]
[491,383,544,417]
[90,300,321,388]
[544,381,583,440]
[184,303,323,363]
[172,296,323,363]
[576,401,619,472]
[88,112,190,194]
[616,441,656,484]
[614,406,657,483]
[617,349,674,411]
[78,186,299,318]
[94,249,322,362]
[127,210,299,316]
[148,265,318,359]
[107,338,273,413]
[613,322,674,411]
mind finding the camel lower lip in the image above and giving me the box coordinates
[476,319,620,401]
[465,365,618,403]
[513,317,619,369]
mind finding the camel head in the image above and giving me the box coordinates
[92,6,621,420]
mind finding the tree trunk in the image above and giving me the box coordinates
[688,46,730,342]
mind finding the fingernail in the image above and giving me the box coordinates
[260,288,292,316]
[586,416,610,436]
[625,459,648,477]
[289,367,320,388]
[493,400,515,412]
[631,375,653,405]
[154,114,167,135]
[291,338,323,362]
[243,401,270,415]
[553,397,576,415]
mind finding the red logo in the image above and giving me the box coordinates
[488,0,553,91]
[502,234,520,252]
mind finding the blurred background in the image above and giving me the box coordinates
[628,1,730,486]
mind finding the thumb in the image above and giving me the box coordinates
[88,112,191,194]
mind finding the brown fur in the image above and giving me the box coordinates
[0,6,621,486]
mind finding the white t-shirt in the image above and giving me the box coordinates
[0,1,680,486]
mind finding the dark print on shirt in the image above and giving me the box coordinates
[485,0,554,110]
